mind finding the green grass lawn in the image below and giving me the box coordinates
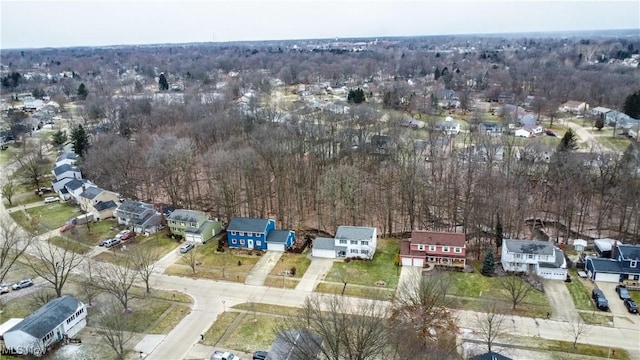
[269,251,312,278]
[48,235,91,254]
[263,276,299,289]
[578,311,613,326]
[166,245,261,282]
[125,298,172,333]
[630,290,640,304]
[504,334,630,360]
[565,271,593,310]
[324,238,400,289]
[9,210,31,230]
[219,314,279,353]
[233,302,300,317]
[148,304,191,334]
[26,202,80,230]
[202,312,241,346]
[315,282,395,300]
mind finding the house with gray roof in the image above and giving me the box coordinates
[311,226,378,259]
[167,209,222,244]
[265,329,323,360]
[51,163,82,182]
[586,243,640,283]
[2,296,86,356]
[501,239,567,280]
[77,187,119,217]
[226,217,295,251]
[115,200,162,235]
[54,153,78,168]
[61,179,94,201]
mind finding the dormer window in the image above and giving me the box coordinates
[631,260,638,268]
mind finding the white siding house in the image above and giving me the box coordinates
[311,226,377,259]
[2,296,86,356]
[501,239,567,280]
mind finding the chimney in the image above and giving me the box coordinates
[611,240,618,260]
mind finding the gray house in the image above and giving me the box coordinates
[115,200,162,235]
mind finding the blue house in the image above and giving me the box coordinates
[226,217,275,251]
[266,230,296,251]
[585,243,640,283]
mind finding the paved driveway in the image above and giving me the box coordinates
[543,279,580,322]
[244,251,283,286]
[597,282,640,330]
[295,257,334,292]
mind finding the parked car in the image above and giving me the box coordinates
[44,196,60,204]
[624,299,638,314]
[180,242,195,254]
[592,288,609,311]
[12,278,34,290]
[252,351,268,360]
[35,187,53,195]
[104,238,121,249]
[0,283,9,294]
[115,230,134,240]
[545,129,557,137]
[211,351,239,360]
[59,223,76,233]
[99,238,114,246]
[615,285,631,300]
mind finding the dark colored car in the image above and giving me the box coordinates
[252,351,268,360]
[120,231,136,241]
[545,129,557,137]
[624,299,638,314]
[616,285,631,300]
[592,288,609,311]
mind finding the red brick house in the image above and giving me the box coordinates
[400,230,466,268]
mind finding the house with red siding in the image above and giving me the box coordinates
[400,230,466,268]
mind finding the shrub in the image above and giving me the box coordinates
[290,266,297,276]
[344,258,352,263]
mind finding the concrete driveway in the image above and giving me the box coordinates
[543,279,580,322]
[244,250,283,286]
[597,282,640,330]
[295,257,334,292]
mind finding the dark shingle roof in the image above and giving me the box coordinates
[168,209,206,223]
[618,245,640,261]
[266,329,323,360]
[227,217,271,233]
[504,239,554,256]
[79,186,103,200]
[470,352,513,360]
[53,164,79,176]
[94,200,117,212]
[335,226,376,240]
[117,200,153,215]
[64,179,91,191]
[7,296,83,339]
[539,248,566,269]
[588,258,623,273]
[55,153,78,162]
[267,230,292,244]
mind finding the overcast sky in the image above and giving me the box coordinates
[1,0,639,49]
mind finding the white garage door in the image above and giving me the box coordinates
[185,233,201,243]
[595,272,621,283]
[401,257,412,266]
[312,248,336,258]
[412,258,424,267]
[267,243,285,252]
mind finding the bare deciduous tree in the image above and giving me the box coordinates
[27,237,83,297]
[95,301,134,360]
[17,150,48,191]
[475,302,506,353]
[0,218,31,283]
[499,274,534,310]
[91,258,139,310]
[1,180,17,206]
[129,246,160,293]
[181,246,199,275]
[566,317,589,349]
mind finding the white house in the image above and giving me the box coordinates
[501,239,567,280]
[2,296,86,356]
[312,226,377,259]
[54,153,78,168]
[435,117,461,135]
[515,129,531,138]
[52,164,82,183]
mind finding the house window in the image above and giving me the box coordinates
[515,254,522,259]
[239,232,245,236]
[350,240,358,245]
[240,239,245,245]
[181,222,185,227]
[417,244,425,251]
[361,249,369,255]
[256,241,261,246]
[631,260,638,268]
[191,222,196,228]
[454,247,462,253]
[231,231,237,235]
[350,249,359,254]
[528,254,534,259]
[231,239,237,244]
[339,239,347,245]
[360,240,368,246]
[443,246,450,252]
[429,245,436,251]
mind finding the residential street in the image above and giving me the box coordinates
[1,161,639,360]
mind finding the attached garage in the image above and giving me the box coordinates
[266,230,295,252]
[267,243,286,252]
[586,257,623,283]
[312,237,337,258]
[401,257,424,267]
[592,271,621,283]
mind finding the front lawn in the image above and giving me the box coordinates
[578,311,613,326]
[323,238,400,289]
[202,312,241,346]
[315,282,395,300]
[269,251,311,278]
[48,235,91,254]
[218,313,278,353]
[165,245,261,282]
[565,271,593,310]
[26,202,80,231]
[148,304,191,334]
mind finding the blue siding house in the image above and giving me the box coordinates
[266,230,296,251]
[585,243,640,283]
[226,217,275,250]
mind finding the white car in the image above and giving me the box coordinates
[44,196,60,204]
[0,283,9,294]
[180,243,195,253]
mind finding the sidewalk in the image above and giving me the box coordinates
[244,251,284,286]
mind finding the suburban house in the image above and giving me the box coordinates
[76,187,120,220]
[52,164,82,183]
[226,217,295,251]
[524,125,544,135]
[115,200,162,235]
[311,226,377,259]
[2,296,86,356]
[52,177,74,194]
[594,238,621,258]
[265,329,323,360]
[92,200,118,220]
[515,128,531,138]
[53,153,78,168]
[591,106,612,117]
[585,243,640,283]
[434,117,461,135]
[61,179,94,201]
[266,230,296,252]
[501,239,568,280]
[400,230,466,268]
[560,100,589,114]
[167,209,222,244]
[478,122,503,136]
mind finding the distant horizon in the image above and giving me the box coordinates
[1,1,639,50]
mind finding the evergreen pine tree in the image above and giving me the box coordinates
[495,215,503,249]
[481,248,496,276]
[158,73,169,91]
[77,83,88,100]
[622,90,640,119]
[557,128,578,152]
[71,124,90,157]
[434,66,441,80]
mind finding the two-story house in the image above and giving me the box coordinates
[226,217,295,251]
[115,200,162,235]
[586,243,640,283]
[400,230,466,268]
[2,296,86,356]
[312,226,377,259]
[54,152,78,168]
[52,163,82,183]
[77,186,120,220]
[61,179,94,201]
[501,239,567,280]
[167,209,222,244]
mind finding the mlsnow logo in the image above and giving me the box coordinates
[2,346,45,356]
